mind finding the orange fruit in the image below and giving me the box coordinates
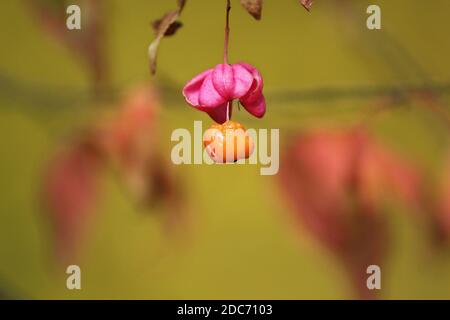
[203,121,254,163]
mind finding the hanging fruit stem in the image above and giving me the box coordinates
[224,0,232,121]
[224,0,231,65]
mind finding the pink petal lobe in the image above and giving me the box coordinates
[230,64,254,98]
[183,69,213,106]
[239,62,264,103]
[198,73,227,107]
[241,94,266,118]
[212,64,234,98]
[212,64,253,99]
[198,103,229,124]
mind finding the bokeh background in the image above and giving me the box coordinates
[0,0,449,299]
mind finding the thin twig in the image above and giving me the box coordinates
[224,0,231,64]
[1,72,450,110]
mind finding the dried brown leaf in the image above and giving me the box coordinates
[240,0,263,20]
[299,0,313,11]
[148,10,179,74]
[152,18,183,37]
[178,0,187,13]
[148,0,188,75]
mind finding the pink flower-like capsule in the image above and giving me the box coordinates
[183,63,266,124]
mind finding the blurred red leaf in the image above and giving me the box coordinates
[43,139,104,262]
[278,127,423,298]
[431,156,450,243]
[42,84,188,261]
[25,0,108,94]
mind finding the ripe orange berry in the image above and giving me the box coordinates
[203,121,254,163]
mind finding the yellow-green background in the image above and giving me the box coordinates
[0,0,449,299]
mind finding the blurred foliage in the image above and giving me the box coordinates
[0,0,449,299]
